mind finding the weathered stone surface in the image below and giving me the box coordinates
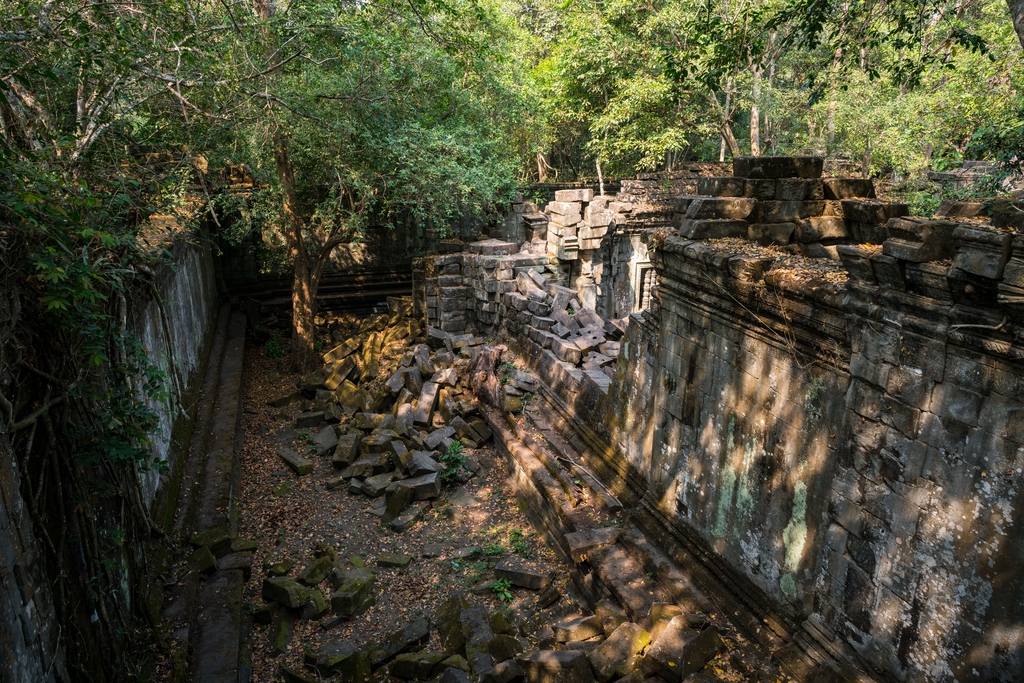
[641,617,723,682]
[697,177,745,197]
[414,381,441,426]
[390,650,448,679]
[733,156,823,179]
[555,189,595,203]
[792,216,847,243]
[461,603,497,675]
[678,219,748,240]
[882,218,958,262]
[554,615,603,643]
[278,447,313,475]
[383,483,413,524]
[823,177,875,199]
[426,426,456,449]
[587,622,651,682]
[495,557,552,589]
[683,197,756,220]
[314,639,359,676]
[747,222,794,245]
[776,178,823,201]
[330,569,376,617]
[372,618,431,666]
[311,427,338,457]
[298,555,335,586]
[564,527,621,562]
[481,658,526,683]
[269,610,295,655]
[760,200,825,223]
[295,411,325,429]
[952,226,1013,278]
[403,472,441,500]
[440,667,474,683]
[262,577,310,608]
[409,450,443,476]
[378,552,413,568]
[361,471,396,498]
[518,650,595,683]
[332,433,359,467]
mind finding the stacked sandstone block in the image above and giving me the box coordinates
[422,254,473,334]
[673,156,909,256]
[545,189,617,260]
[461,239,549,335]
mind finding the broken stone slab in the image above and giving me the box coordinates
[324,358,356,391]
[431,367,460,387]
[295,411,325,429]
[378,552,414,568]
[414,381,441,427]
[649,603,683,642]
[298,555,335,586]
[595,600,628,636]
[298,589,329,621]
[951,226,1014,279]
[565,527,621,563]
[587,622,651,682]
[440,668,473,683]
[495,557,553,590]
[383,483,413,525]
[278,447,313,476]
[311,427,338,457]
[331,433,359,467]
[390,650,448,679]
[555,188,594,203]
[361,472,396,498]
[480,658,525,683]
[882,217,958,263]
[372,617,431,666]
[268,391,303,408]
[460,602,497,675]
[403,472,441,500]
[792,216,848,243]
[425,426,456,450]
[269,610,296,656]
[517,650,595,683]
[391,501,429,532]
[641,616,723,683]
[683,197,756,220]
[330,569,376,617]
[554,615,603,643]
[262,577,311,609]
[314,639,359,676]
[409,450,443,476]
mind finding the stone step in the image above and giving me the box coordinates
[588,544,661,623]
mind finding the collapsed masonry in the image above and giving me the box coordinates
[412,157,1024,683]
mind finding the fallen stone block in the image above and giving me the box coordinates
[403,472,441,500]
[518,650,595,683]
[314,639,360,676]
[390,650,448,679]
[312,427,338,457]
[295,411,325,429]
[378,552,414,568]
[269,610,296,655]
[481,658,526,683]
[641,616,723,682]
[298,555,335,586]
[587,622,650,682]
[426,426,457,449]
[383,483,414,525]
[414,382,441,426]
[330,570,376,617]
[262,577,310,609]
[361,472,395,498]
[495,557,552,590]
[440,668,473,683]
[554,615,603,643]
[409,450,443,476]
[565,527,621,563]
[373,617,431,666]
[278,447,313,476]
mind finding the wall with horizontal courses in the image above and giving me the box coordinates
[650,233,1024,682]
[510,230,1024,682]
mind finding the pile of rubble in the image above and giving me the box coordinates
[276,577,729,683]
[270,297,536,532]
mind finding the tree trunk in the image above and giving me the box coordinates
[720,120,741,158]
[536,151,548,182]
[274,130,318,373]
[1009,0,1024,50]
[750,67,762,157]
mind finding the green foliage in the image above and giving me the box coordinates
[266,335,286,360]
[492,578,514,602]
[509,528,532,556]
[483,542,507,556]
[439,440,468,483]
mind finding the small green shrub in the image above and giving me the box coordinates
[439,440,467,484]
[266,334,285,359]
[483,543,506,556]
[492,578,514,602]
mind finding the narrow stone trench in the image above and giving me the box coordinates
[222,301,795,683]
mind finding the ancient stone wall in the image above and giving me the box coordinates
[415,157,1024,682]
[132,240,219,506]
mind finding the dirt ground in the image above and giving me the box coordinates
[237,343,574,682]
